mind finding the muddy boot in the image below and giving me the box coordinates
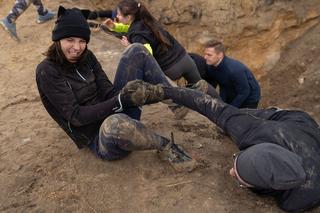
[158,133,197,172]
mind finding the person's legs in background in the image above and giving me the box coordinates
[32,0,55,24]
[163,53,201,84]
[163,53,219,119]
[0,0,55,41]
[0,0,31,40]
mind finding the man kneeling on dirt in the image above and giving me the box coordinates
[36,6,195,171]
[125,80,320,212]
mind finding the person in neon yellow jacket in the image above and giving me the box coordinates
[103,0,202,86]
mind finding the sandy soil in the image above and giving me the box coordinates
[0,1,319,212]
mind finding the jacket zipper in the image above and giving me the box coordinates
[75,67,87,81]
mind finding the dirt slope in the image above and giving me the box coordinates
[0,0,319,213]
[260,22,320,122]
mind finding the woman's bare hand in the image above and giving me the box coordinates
[120,36,131,47]
[103,18,115,30]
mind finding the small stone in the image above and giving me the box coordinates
[22,138,31,143]
[196,143,203,149]
[298,77,304,84]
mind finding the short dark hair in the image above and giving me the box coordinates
[204,40,225,54]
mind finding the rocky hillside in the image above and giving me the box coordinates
[260,22,320,120]
[93,0,320,121]
[94,0,320,78]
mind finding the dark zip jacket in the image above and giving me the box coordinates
[207,56,261,107]
[36,50,118,149]
[127,20,185,71]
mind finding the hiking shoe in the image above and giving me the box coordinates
[37,11,55,24]
[0,18,19,41]
[158,133,197,172]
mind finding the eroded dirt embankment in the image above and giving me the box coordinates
[0,0,319,212]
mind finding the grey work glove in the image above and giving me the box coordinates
[113,80,165,112]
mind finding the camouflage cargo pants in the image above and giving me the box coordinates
[89,43,172,160]
[7,0,47,23]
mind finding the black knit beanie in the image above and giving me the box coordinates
[52,6,91,43]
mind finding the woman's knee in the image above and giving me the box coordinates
[123,43,148,56]
[97,114,133,161]
[100,113,135,139]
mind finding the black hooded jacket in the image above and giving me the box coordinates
[237,110,320,212]
[36,50,118,149]
[162,86,320,212]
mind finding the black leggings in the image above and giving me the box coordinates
[163,53,201,84]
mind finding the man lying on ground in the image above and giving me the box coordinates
[125,79,320,212]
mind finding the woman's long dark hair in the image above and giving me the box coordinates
[118,0,172,50]
[43,41,88,65]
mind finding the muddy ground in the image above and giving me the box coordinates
[0,0,320,212]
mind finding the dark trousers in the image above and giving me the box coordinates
[163,86,319,145]
[163,53,202,84]
[7,0,47,23]
[240,101,259,109]
[163,87,284,144]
